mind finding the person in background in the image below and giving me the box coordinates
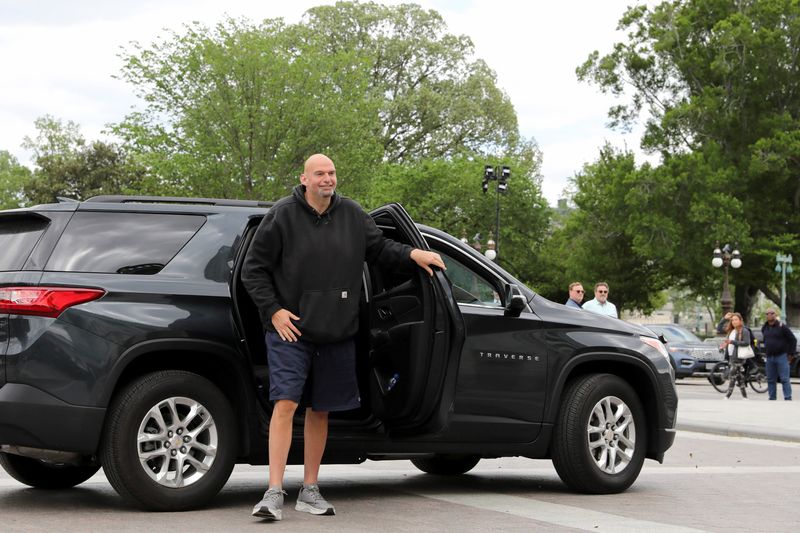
[565,282,584,309]
[761,308,796,401]
[716,311,733,335]
[582,282,618,318]
[720,312,751,399]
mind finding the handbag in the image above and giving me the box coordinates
[737,344,755,359]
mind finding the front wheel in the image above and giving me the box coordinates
[100,370,237,511]
[551,374,646,494]
[708,362,730,393]
[411,454,481,475]
[0,453,99,489]
[747,365,768,393]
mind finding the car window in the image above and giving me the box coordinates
[437,249,502,307]
[672,327,702,343]
[651,325,701,343]
[0,215,49,271]
[45,212,205,274]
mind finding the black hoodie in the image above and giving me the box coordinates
[242,185,413,343]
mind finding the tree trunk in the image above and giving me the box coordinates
[733,285,759,324]
[786,290,799,327]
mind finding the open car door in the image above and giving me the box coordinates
[367,204,462,435]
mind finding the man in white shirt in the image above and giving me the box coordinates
[582,282,618,318]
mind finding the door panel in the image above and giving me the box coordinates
[456,308,547,427]
[425,239,547,442]
[366,204,458,434]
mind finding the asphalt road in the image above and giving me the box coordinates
[2,380,798,532]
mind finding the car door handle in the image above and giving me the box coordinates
[377,307,393,321]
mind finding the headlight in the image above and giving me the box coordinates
[640,335,671,364]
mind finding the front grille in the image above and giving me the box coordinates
[693,346,723,361]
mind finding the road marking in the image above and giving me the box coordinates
[642,465,800,475]
[412,491,707,532]
[677,431,800,447]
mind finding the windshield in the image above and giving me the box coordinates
[649,325,702,344]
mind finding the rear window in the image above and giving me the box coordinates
[45,212,205,274]
[0,215,49,271]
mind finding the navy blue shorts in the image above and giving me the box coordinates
[265,332,361,412]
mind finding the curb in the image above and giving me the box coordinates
[677,421,800,443]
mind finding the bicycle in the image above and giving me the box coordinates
[708,358,768,394]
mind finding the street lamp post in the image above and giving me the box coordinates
[712,243,742,316]
[461,232,497,261]
[775,253,794,319]
[481,165,509,261]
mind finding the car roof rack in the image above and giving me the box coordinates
[85,195,273,208]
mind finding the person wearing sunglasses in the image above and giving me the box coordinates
[565,282,584,309]
[582,282,618,318]
[761,308,796,401]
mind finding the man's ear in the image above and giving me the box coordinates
[300,173,307,185]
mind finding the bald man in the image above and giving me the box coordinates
[242,154,444,520]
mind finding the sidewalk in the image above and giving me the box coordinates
[676,380,800,442]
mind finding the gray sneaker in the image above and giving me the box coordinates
[295,484,335,515]
[252,487,286,520]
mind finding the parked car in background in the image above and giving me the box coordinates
[646,324,724,378]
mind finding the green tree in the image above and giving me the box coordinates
[363,145,549,289]
[577,0,800,323]
[542,146,674,312]
[301,2,519,163]
[115,17,379,200]
[0,151,32,209]
[23,116,144,204]
[114,2,519,202]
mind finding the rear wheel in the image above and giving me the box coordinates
[0,453,99,489]
[411,454,481,475]
[708,362,730,393]
[551,374,646,494]
[100,370,237,511]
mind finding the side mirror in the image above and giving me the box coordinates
[504,284,526,317]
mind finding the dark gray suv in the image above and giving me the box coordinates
[0,196,677,510]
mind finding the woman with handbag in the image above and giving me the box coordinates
[720,313,753,399]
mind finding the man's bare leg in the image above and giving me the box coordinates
[268,399,298,488]
[303,408,329,485]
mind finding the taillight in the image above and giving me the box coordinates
[0,287,105,318]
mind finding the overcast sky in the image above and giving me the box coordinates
[0,0,651,205]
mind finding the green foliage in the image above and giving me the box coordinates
[541,146,672,312]
[113,2,519,202]
[22,116,144,204]
[114,17,380,200]
[302,2,519,162]
[0,151,31,209]
[576,0,800,320]
[362,145,549,288]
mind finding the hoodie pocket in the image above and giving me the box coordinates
[298,287,359,343]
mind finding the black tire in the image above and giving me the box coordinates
[410,454,481,475]
[0,452,99,489]
[708,362,730,393]
[747,365,768,394]
[100,370,237,511]
[551,374,647,494]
